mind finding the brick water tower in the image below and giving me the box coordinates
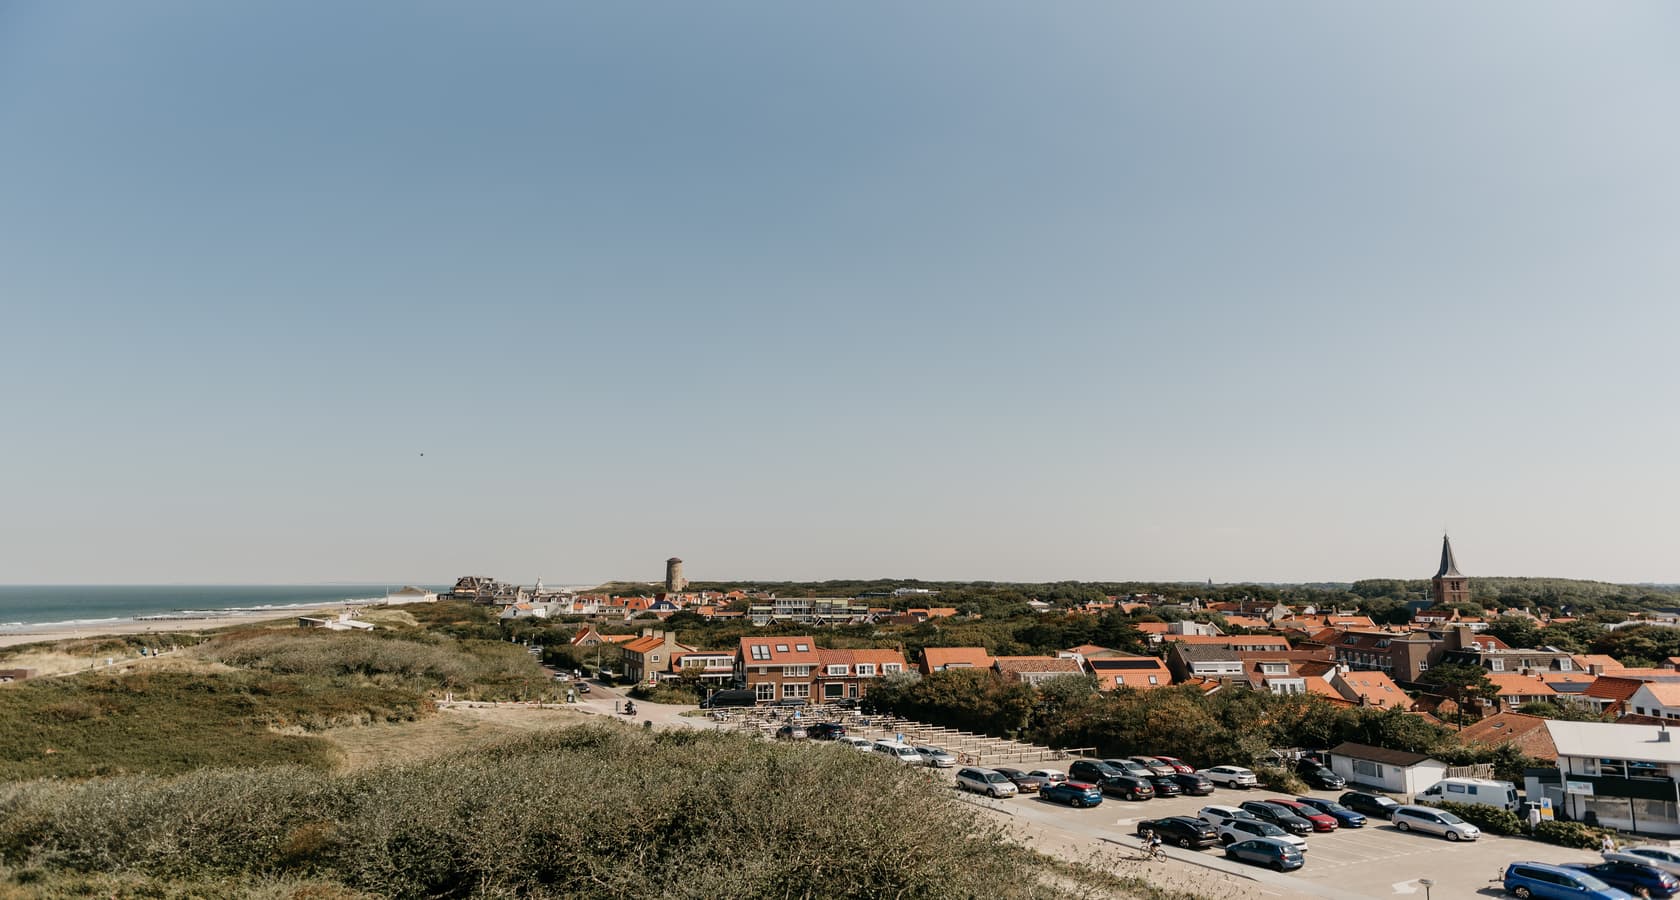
[665,557,686,593]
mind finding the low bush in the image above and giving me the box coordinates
[0,725,1074,900]
[1433,801,1524,836]
[202,630,551,699]
[1254,765,1307,794]
[1533,819,1606,849]
[627,682,702,705]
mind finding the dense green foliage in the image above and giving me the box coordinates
[0,725,1075,900]
[0,671,425,780]
[1533,820,1608,849]
[204,629,553,698]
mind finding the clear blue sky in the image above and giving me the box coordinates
[4,3,1678,585]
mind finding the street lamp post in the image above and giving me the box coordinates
[1418,878,1433,900]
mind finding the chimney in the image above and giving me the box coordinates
[1658,726,1671,743]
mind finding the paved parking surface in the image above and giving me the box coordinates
[926,766,1603,899]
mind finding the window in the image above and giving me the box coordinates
[751,645,770,661]
[1418,662,1429,672]
[857,664,876,677]
[755,683,775,701]
[883,664,901,674]
[824,683,844,699]
[1446,784,1466,794]
[1343,636,1360,645]
[782,683,809,699]
[795,643,810,652]
[784,666,811,677]
[1353,760,1382,778]
[775,644,789,653]
[1148,675,1159,685]
[650,654,659,662]
[1490,658,1504,671]
[826,664,848,676]
[1559,658,1573,671]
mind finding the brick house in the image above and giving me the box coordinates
[812,648,908,702]
[1086,654,1171,690]
[736,636,822,704]
[993,656,1085,685]
[619,630,693,685]
[920,647,995,676]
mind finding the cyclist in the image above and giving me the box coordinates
[1140,827,1163,859]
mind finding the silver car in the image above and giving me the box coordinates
[1603,845,1680,875]
[955,767,1019,798]
[915,745,957,768]
[1390,805,1480,841]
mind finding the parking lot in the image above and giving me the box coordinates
[920,764,1604,899]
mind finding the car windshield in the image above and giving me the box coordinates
[1255,823,1284,835]
[1436,811,1465,824]
[1571,873,1611,890]
[1321,803,1351,813]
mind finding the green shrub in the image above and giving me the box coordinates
[0,725,1074,899]
[1254,765,1307,794]
[1533,819,1606,849]
[1433,801,1523,835]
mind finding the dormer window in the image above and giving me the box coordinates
[795,643,810,652]
[775,644,790,653]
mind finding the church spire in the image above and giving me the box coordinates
[1435,534,1462,578]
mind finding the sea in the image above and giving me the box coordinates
[0,585,448,630]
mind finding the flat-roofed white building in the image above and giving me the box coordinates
[1541,720,1680,835]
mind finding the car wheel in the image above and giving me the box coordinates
[1072,798,1086,808]
[1445,830,1460,842]
[1395,821,1410,832]
[1513,889,1532,900]
[1272,860,1286,872]
[1220,835,1233,845]
[1176,837,1192,849]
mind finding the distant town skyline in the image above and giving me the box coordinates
[5,4,1679,585]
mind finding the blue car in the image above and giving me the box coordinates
[1505,861,1636,900]
[1292,796,1366,828]
[1564,860,1680,899]
[1224,837,1304,872]
[1041,780,1104,808]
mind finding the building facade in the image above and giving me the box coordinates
[1431,535,1471,607]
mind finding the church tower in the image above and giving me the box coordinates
[1430,535,1470,607]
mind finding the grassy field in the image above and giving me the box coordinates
[0,723,1092,900]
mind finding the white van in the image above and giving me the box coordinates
[1415,777,1517,811]
[873,740,926,765]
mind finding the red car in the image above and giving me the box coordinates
[1153,756,1194,774]
[1267,798,1337,832]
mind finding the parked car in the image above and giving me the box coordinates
[1102,774,1155,801]
[1292,796,1366,828]
[1025,769,1068,788]
[774,724,807,740]
[1238,800,1314,836]
[1130,756,1178,777]
[1198,804,1259,827]
[1225,837,1305,872]
[1041,780,1104,808]
[838,736,876,752]
[1198,765,1258,789]
[1389,805,1480,841]
[915,746,957,768]
[698,687,753,707]
[1564,860,1679,898]
[1104,758,1159,778]
[955,767,1019,798]
[1603,846,1680,877]
[1265,799,1337,832]
[1154,755,1194,774]
[805,722,846,741]
[1137,816,1219,849]
[1338,790,1401,820]
[1297,764,1345,790]
[1147,774,1182,797]
[1218,817,1307,851]
[576,682,592,694]
[1504,861,1636,900]
[1173,772,1216,796]
[1069,760,1127,784]
[993,767,1044,793]
[873,740,926,765]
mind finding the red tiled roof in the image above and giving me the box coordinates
[1458,712,1558,760]
[738,636,821,666]
[922,647,995,671]
[994,656,1084,674]
[1586,675,1648,703]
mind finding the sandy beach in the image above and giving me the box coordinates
[0,602,378,650]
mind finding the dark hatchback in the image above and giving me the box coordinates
[1069,759,1127,784]
[1103,774,1156,801]
[1138,816,1219,850]
[1173,773,1216,796]
[1042,781,1104,808]
[1148,775,1183,796]
[1225,837,1304,872]
[1292,796,1366,828]
[1338,790,1402,821]
[1238,800,1313,836]
[804,722,846,741]
[1564,860,1680,898]
[1297,765,1346,790]
[993,767,1043,793]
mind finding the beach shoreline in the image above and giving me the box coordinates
[0,602,383,650]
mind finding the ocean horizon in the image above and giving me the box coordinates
[0,585,451,629]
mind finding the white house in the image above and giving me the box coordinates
[1628,683,1680,721]
[1326,742,1448,798]
[385,586,437,605]
[1542,720,1680,836]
